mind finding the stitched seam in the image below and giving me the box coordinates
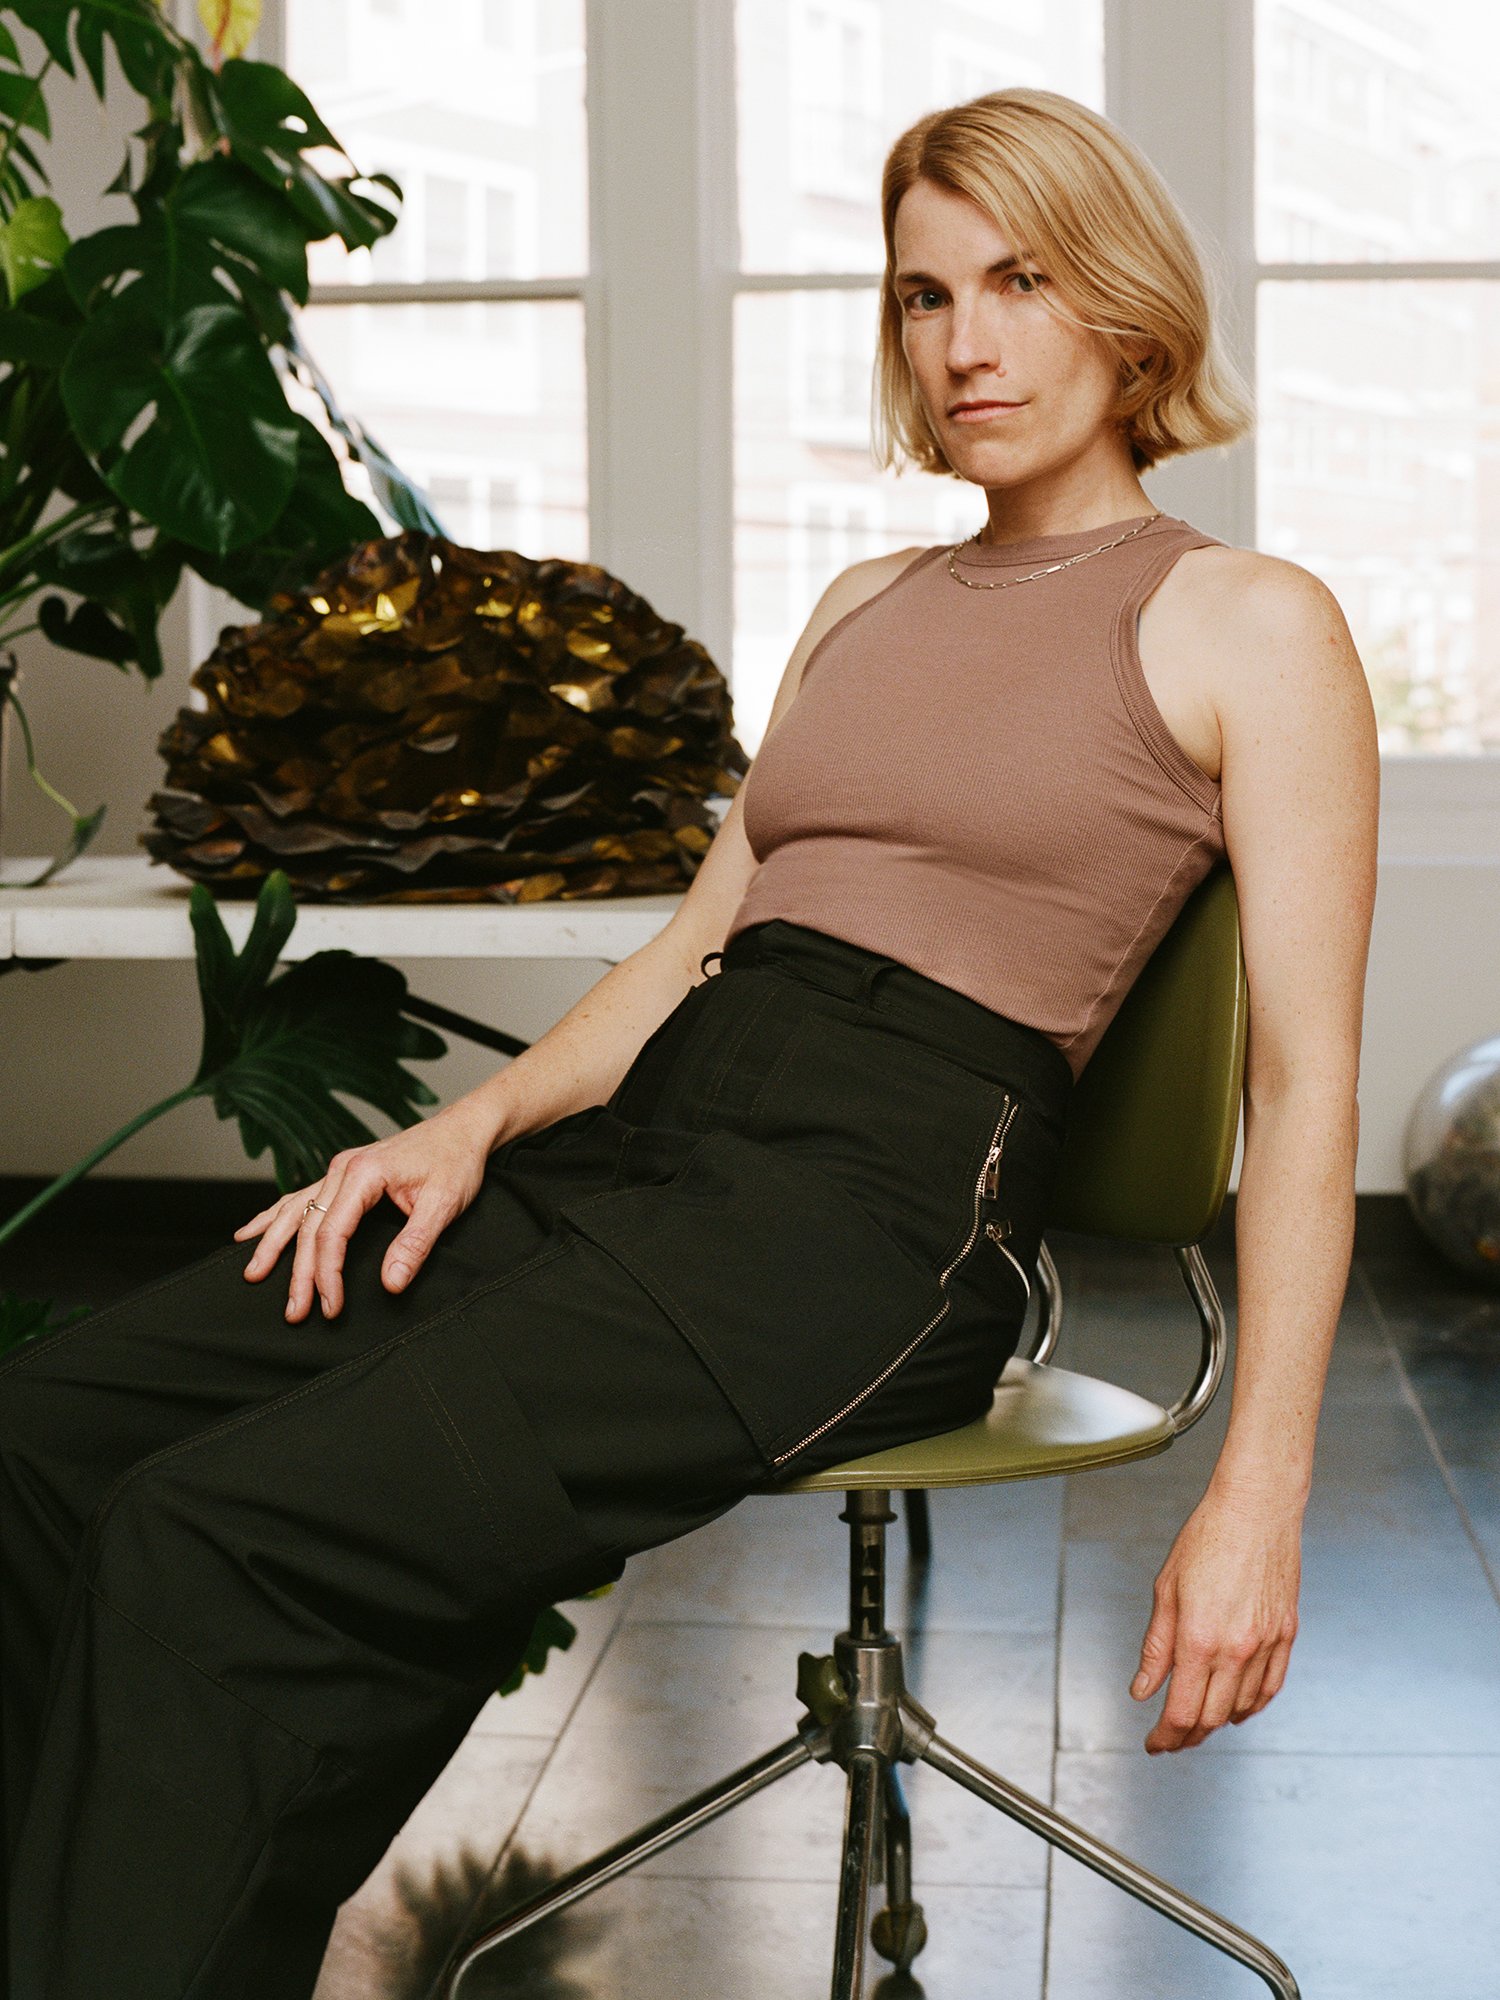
[398,1350,509,1555]
[771,1098,1019,1465]
[741,1013,812,1125]
[1109,535,1225,815]
[697,977,780,1118]
[180,1754,331,1999]
[80,1236,577,1562]
[0,1240,248,1382]
[1057,827,1222,1053]
[84,1581,355,1781]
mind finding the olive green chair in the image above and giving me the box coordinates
[445,862,1300,2000]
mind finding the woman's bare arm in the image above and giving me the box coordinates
[1132,552,1380,1752]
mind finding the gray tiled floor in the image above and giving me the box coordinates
[6,1215,1499,1998]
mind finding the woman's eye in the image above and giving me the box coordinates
[903,274,1046,312]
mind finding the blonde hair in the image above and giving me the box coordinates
[872,88,1253,476]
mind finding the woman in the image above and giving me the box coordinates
[0,86,1378,1998]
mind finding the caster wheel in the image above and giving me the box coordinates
[871,1900,928,1971]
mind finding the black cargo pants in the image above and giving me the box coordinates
[0,916,1074,1997]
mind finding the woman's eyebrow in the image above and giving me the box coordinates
[893,254,1033,285]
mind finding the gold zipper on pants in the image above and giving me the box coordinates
[770,1092,1022,1468]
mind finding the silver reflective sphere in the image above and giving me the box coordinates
[1403,1035,1500,1285]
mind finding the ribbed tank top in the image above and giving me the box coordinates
[722,510,1229,1081]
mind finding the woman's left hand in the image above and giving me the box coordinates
[1130,1484,1302,1753]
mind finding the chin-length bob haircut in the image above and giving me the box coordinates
[872,88,1253,477]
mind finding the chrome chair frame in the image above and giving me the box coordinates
[441,1244,1295,2000]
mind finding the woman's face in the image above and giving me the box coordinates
[892,176,1135,489]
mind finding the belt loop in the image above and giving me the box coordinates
[852,956,899,1007]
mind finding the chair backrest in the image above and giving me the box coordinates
[1047,861,1247,1246]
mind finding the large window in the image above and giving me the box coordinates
[285,0,589,560]
[731,0,1104,743]
[1255,0,1500,753]
[269,0,1500,780]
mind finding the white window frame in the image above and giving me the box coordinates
[243,0,1500,858]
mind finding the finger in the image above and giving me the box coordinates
[287,1174,344,1321]
[1248,1635,1294,1716]
[380,1190,455,1294]
[1132,1590,1177,1702]
[240,1193,316,1280]
[1191,1661,1246,1740]
[1230,1646,1272,1724]
[312,1170,390,1317]
[1145,1648,1211,1754]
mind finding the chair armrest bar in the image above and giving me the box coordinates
[1021,1238,1064,1367]
[1166,1242,1227,1433]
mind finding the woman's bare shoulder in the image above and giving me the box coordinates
[1159,544,1360,705]
[817,543,934,620]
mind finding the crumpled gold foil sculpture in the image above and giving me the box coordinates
[142,533,750,902]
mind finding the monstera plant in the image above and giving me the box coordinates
[0,869,592,1700]
[0,0,439,882]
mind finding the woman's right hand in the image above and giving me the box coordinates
[232,1102,498,1323]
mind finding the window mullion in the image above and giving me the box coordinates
[1107,0,1254,550]
[586,0,736,676]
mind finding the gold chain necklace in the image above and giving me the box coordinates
[945,509,1165,589]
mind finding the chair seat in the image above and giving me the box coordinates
[768,1357,1177,1494]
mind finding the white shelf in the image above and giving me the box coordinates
[0,856,682,963]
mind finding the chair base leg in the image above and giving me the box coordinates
[921,1732,1301,2000]
[831,1750,884,2000]
[870,1763,928,1973]
[442,1490,1299,2000]
[440,1733,815,1993]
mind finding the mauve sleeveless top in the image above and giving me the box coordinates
[722,509,1229,1081]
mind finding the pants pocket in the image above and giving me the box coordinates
[558,1126,951,1469]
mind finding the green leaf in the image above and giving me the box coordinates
[38,590,135,664]
[186,872,446,1193]
[33,524,180,676]
[2,3,78,77]
[494,1605,578,1699]
[283,324,445,535]
[0,195,68,304]
[61,297,301,554]
[211,58,399,252]
[212,57,338,156]
[62,215,225,317]
[0,22,21,64]
[0,68,52,140]
[171,155,311,304]
[185,412,380,609]
[0,303,72,364]
[2,3,181,101]
[16,798,106,886]
[0,1291,90,1360]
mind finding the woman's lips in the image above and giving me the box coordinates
[950,402,1026,422]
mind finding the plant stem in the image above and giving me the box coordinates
[4,683,80,820]
[0,621,39,646]
[0,1083,206,1246]
[0,500,111,590]
[0,60,54,195]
